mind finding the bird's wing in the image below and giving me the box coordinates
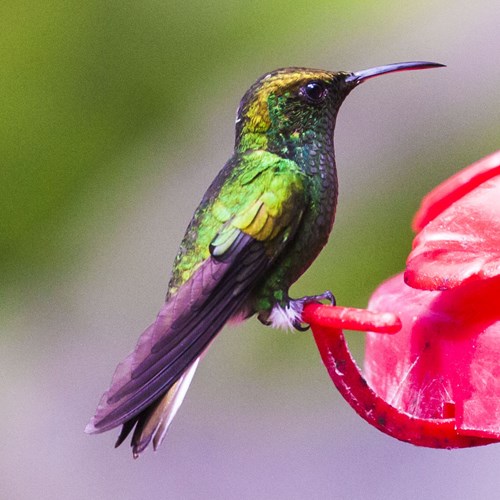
[86,153,306,439]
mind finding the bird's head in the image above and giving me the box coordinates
[235,62,444,155]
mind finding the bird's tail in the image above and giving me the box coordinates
[114,357,201,457]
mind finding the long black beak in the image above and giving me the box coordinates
[345,61,445,84]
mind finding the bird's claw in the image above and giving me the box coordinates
[314,290,336,306]
[293,320,310,332]
[292,290,336,331]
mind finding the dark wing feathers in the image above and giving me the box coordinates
[87,232,269,433]
[86,153,307,455]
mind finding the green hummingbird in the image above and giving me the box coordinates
[86,61,444,457]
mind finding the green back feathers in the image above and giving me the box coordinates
[168,151,305,295]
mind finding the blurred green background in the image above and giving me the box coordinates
[2,1,499,499]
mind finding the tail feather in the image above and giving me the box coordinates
[131,357,200,457]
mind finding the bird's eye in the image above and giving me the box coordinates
[301,81,327,102]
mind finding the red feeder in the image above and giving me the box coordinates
[307,151,500,448]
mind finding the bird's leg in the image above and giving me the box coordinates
[290,290,336,331]
[257,291,335,331]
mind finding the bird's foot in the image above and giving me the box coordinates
[291,291,336,331]
[259,291,335,331]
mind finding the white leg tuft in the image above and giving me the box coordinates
[268,301,304,331]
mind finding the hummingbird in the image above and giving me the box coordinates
[86,61,444,457]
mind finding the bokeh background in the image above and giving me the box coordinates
[2,1,499,498]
